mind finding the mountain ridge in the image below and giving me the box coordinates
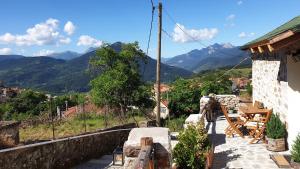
[165,43,250,72]
[0,42,192,94]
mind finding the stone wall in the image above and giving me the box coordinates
[200,95,239,112]
[214,95,240,111]
[252,60,288,121]
[0,121,20,148]
[0,125,135,169]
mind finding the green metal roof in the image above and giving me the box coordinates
[241,16,300,49]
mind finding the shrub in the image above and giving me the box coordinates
[165,116,186,132]
[292,134,300,163]
[266,113,286,139]
[173,122,211,169]
[246,82,252,96]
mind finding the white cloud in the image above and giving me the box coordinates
[59,37,71,44]
[77,35,103,47]
[238,32,255,38]
[64,21,76,35]
[172,23,218,43]
[33,49,55,56]
[0,18,70,46]
[226,14,236,21]
[0,48,12,55]
[237,0,243,5]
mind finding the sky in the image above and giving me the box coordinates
[0,0,299,58]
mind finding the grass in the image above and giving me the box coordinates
[164,116,186,132]
[19,113,146,142]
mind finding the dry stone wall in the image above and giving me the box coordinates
[200,95,239,112]
[214,95,240,110]
[0,124,135,169]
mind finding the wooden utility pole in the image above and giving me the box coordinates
[156,2,162,127]
[49,96,55,140]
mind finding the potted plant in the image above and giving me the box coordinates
[291,134,300,169]
[173,121,213,169]
[266,113,286,152]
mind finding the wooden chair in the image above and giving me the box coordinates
[221,105,245,138]
[245,110,272,144]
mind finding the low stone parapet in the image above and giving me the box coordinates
[0,124,134,169]
[123,127,171,169]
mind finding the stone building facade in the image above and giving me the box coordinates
[252,57,288,121]
[241,15,300,149]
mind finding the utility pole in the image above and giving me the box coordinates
[156,2,162,127]
[49,96,55,140]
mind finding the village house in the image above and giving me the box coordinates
[153,84,171,119]
[0,81,21,103]
[242,16,300,149]
[230,77,251,89]
[153,100,170,119]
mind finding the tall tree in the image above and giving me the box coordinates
[89,42,154,116]
[167,78,201,117]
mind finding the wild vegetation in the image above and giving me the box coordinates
[20,113,146,141]
[0,90,83,121]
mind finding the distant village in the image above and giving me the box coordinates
[0,81,23,103]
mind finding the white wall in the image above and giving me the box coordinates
[287,56,300,149]
[153,103,169,119]
[252,60,288,121]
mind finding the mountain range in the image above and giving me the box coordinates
[0,42,192,94]
[49,51,80,60]
[0,42,251,94]
[165,43,251,72]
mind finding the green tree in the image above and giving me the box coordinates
[89,42,153,116]
[200,75,232,96]
[167,78,201,117]
[7,90,48,117]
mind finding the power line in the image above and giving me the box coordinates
[142,0,155,77]
[162,27,251,89]
[146,0,155,56]
[163,7,248,58]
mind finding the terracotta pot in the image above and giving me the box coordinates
[205,145,215,169]
[291,160,300,169]
[266,137,286,152]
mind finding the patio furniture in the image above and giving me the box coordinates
[241,107,272,144]
[221,105,245,138]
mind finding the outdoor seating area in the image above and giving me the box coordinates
[208,115,283,169]
[221,101,272,144]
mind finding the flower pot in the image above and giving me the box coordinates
[266,137,286,152]
[205,145,215,169]
[291,160,300,169]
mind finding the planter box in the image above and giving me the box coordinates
[291,160,300,169]
[266,137,286,152]
[205,145,215,169]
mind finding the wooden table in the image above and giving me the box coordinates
[239,106,269,120]
[239,106,271,143]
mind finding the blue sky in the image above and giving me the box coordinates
[0,0,299,58]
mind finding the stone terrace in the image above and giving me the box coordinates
[208,116,289,169]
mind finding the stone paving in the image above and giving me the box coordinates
[73,155,122,169]
[208,116,290,169]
